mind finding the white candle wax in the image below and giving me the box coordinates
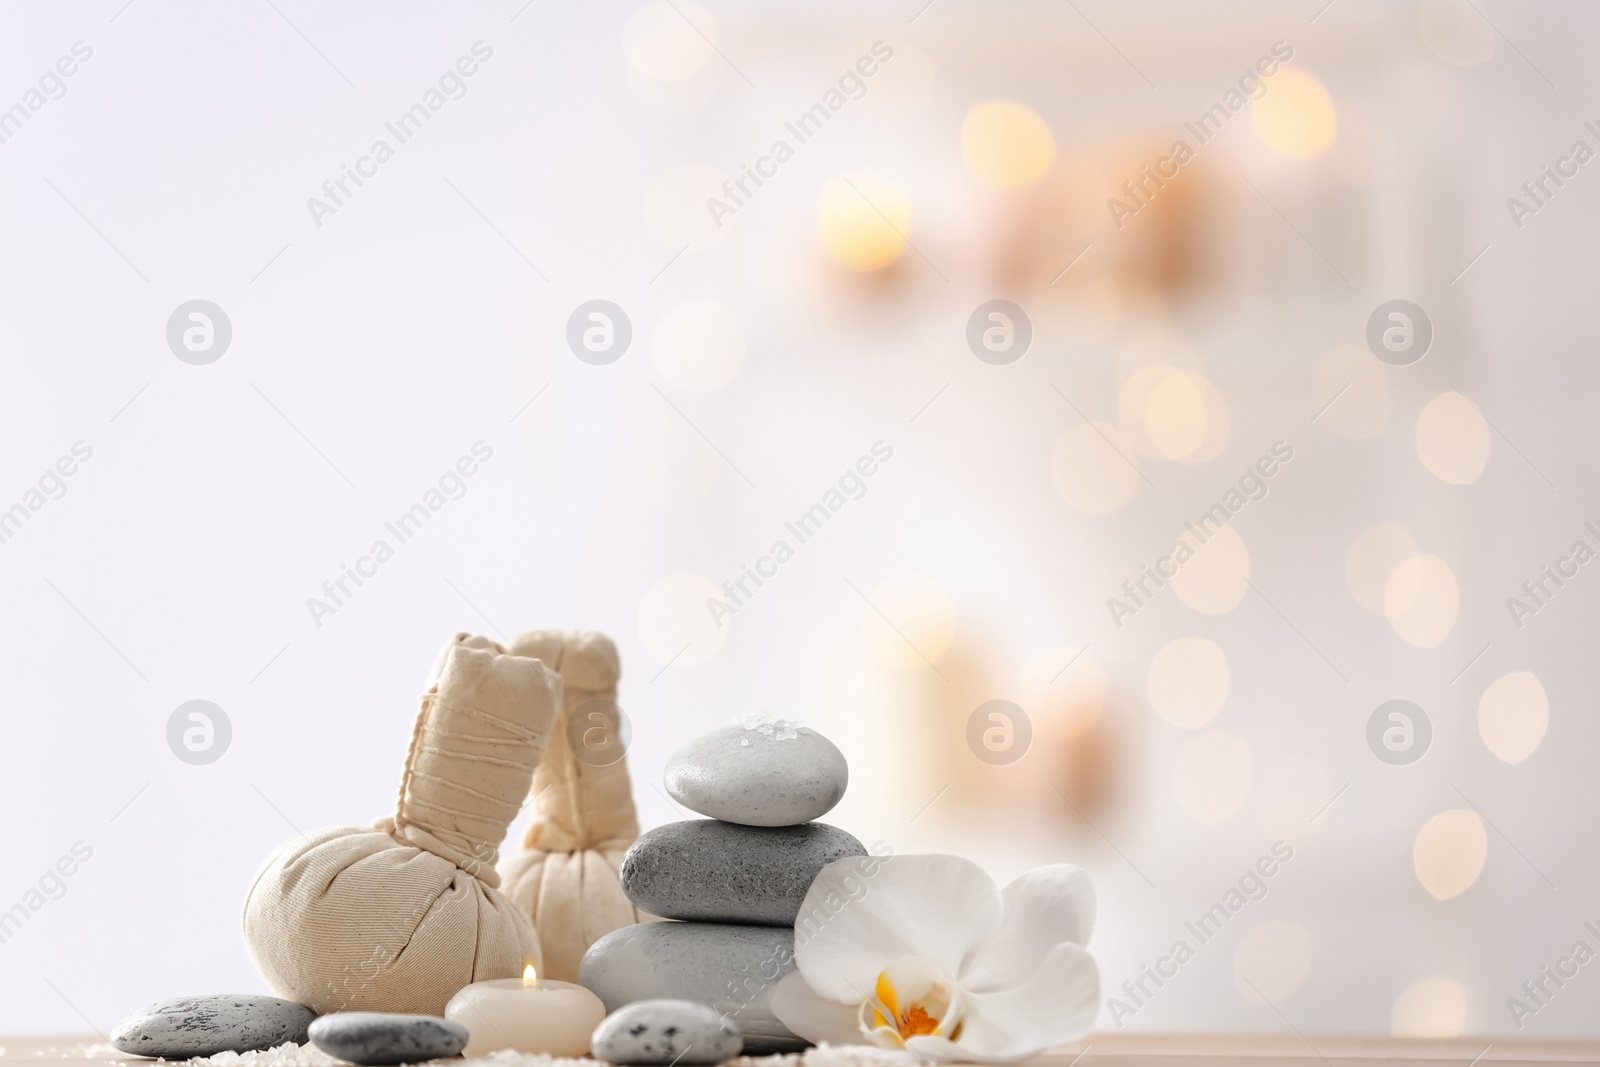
[445,967,608,1057]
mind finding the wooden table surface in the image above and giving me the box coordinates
[1046,1034,1600,1066]
[3,1034,1597,1066]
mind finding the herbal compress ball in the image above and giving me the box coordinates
[243,634,560,1015]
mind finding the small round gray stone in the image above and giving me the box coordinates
[111,994,316,1059]
[622,820,866,925]
[592,1000,742,1065]
[664,720,847,826]
[309,1013,468,1065]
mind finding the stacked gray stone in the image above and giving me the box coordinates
[580,720,858,1055]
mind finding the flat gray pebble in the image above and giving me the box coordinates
[664,721,847,827]
[579,921,803,1054]
[309,1012,467,1065]
[111,994,316,1058]
[591,1000,742,1065]
[622,820,865,925]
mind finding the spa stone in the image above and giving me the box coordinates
[591,999,743,1065]
[664,719,847,826]
[621,820,865,925]
[579,921,803,1054]
[111,994,316,1058]
[308,1012,468,1065]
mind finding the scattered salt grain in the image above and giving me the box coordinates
[145,1040,909,1067]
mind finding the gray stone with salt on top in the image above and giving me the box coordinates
[663,718,847,826]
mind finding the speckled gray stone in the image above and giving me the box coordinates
[591,999,743,1065]
[111,994,316,1058]
[664,720,847,827]
[308,1013,468,1065]
[579,922,803,1054]
[622,820,865,925]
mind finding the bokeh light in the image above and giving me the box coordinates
[1385,554,1459,648]
[960,99,1056,189]
[1252,66,1337,157]
[816,175,911,271]
[1416,391,1492,485]
[1148,636,1229,729]
[1313,344,1391,440]
[1118,362,1230,463]
[1346,522,1420,615]
[1413,809,1488,901]
[622,1,717,81]
[1478,670,1549,764]
[1146,371,1207,459]
[9,0,1599,1042]
[653,298,745,392]
[1051,423,1140,514]
[1172,524,1251,614]
[1391,978,1467,1037]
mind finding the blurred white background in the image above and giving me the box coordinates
[2,0,1598,1041]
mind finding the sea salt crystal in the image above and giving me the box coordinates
[738,714,808,741]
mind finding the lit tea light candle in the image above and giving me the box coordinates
[445,963,607,1057]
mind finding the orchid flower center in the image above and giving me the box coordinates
[860,956,965,1048]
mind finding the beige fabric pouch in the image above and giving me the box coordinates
[497,629,651,981]
[242,633,560,1015]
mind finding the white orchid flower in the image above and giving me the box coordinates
[770,854,1099,1063]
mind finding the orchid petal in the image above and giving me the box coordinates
[770,970,867,1046]
[962,864,1096,992]
[902,1035,968,1064]
[944,941,1100,1062]
[793,854,1003,1003]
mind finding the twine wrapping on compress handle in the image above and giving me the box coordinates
[512,630,639,853]
[497,629,650,981]
[373,633,564,887]
[243,633,562,1016]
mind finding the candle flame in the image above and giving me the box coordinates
[523,963,538,987]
